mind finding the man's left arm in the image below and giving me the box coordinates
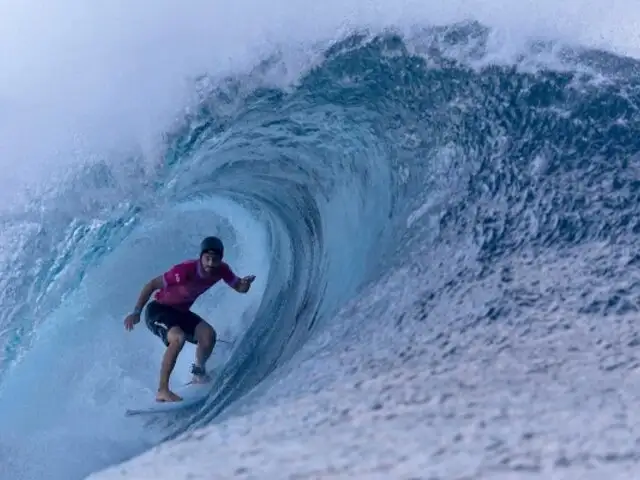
[222,264,255,293]
[233,275,256,293]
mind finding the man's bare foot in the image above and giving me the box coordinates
[156,389,183,402]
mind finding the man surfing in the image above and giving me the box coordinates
[124,236,255,403]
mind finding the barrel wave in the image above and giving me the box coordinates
[2,22,640,479]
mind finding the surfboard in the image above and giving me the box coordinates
[125,381,210,416]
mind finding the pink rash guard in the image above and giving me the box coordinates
[153,259,239,311]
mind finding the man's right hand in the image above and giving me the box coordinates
[124,313,140,331]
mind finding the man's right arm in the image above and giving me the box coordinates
[125,275,164,330]
[131,262,191,315]
[131,275,164,315]
[125,263,193,330]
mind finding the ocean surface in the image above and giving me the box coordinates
[1,3,640,479]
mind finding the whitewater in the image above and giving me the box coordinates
[1,0,640,479]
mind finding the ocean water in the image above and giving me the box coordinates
[1,1,640,479]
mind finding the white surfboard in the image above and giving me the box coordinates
[125,382,210,416]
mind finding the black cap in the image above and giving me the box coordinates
[200,236,224,257]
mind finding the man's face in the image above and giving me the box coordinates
[201,251,222,273]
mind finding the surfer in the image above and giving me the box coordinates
[123,236,256,402]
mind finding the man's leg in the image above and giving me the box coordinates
[192,321,216,381]
[156,327,186,402]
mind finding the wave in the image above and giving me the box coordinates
[1,22,640,479]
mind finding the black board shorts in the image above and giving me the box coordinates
[144,301,203,346]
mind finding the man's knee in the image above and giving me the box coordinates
[167,327,186,347]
